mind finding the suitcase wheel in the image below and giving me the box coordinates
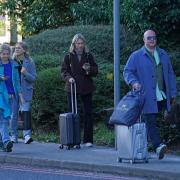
[66,146,71,150]
[130,160,134,164]
[117,157,122,163]
[73,145,81,149]
[76,145,81,149]
[59,144,63,149]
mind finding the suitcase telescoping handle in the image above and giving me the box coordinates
[70,82,77,114]
[138,116,142,123]
[132,87,143,124]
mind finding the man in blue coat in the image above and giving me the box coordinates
[123,30,177,160]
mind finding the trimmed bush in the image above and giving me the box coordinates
[170,51,180,77]
[93,63,129,124]
[26,25,141,65]
[32,67,66,130]
[32,54,61,72]
[27,25,179,75]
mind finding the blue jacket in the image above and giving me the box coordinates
[0,60,21,118]
[20,57,36,102]
[123,46,177,113]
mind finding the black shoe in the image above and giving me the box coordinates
[3,141,13,152]
[0,142,3,151]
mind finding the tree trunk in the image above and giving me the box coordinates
[10,19,17,45]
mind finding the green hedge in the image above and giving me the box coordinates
[170,51,180,77]
[28,25,179,74]
[32,67,65,130]
[26,25,141,65]
[32,54,61,72]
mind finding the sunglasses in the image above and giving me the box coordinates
[147,36,157,41]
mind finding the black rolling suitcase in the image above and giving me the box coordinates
[59,82,81,150]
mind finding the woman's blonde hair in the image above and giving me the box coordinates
[13,41,33,62]
[69,33,89,53]
[0,43,11,55]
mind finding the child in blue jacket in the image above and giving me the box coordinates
[0,43,22,152]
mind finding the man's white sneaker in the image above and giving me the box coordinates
[156,144,167,160]
[24,136,33,144]
[84,142,93,147]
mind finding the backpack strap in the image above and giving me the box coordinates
[86,52,90,63]
[67,52,72,68]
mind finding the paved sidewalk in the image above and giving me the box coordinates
[0,140,180,180]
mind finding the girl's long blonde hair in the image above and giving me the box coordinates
[69,33,89,53]
[13,41,33,62]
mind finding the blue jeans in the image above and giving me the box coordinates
[9,95,19,138]
[0,110,10,143]
[142,113,161,150]
[0,95,18,144]
[10,101,31,139]
[142,100,166,150]
[20,102,31,138]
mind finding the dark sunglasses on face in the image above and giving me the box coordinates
[147,36,157,41]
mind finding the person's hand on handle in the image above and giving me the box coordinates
[132,83,141,90]
[69,77,75,83]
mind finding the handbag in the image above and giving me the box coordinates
[17,111,24,130]
[164,103,180,124]
[109,90,145,126]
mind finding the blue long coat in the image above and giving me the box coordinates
[123,46,177,113]
[0,60,21,118]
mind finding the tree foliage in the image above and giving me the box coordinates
[0,0,113,35]
[0,0,179,44]
[0,0,78,36]
[120,0,180,45]
[70,0,113,25]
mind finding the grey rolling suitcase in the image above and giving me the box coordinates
[59,82,81,150]
[117,122,148,163]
